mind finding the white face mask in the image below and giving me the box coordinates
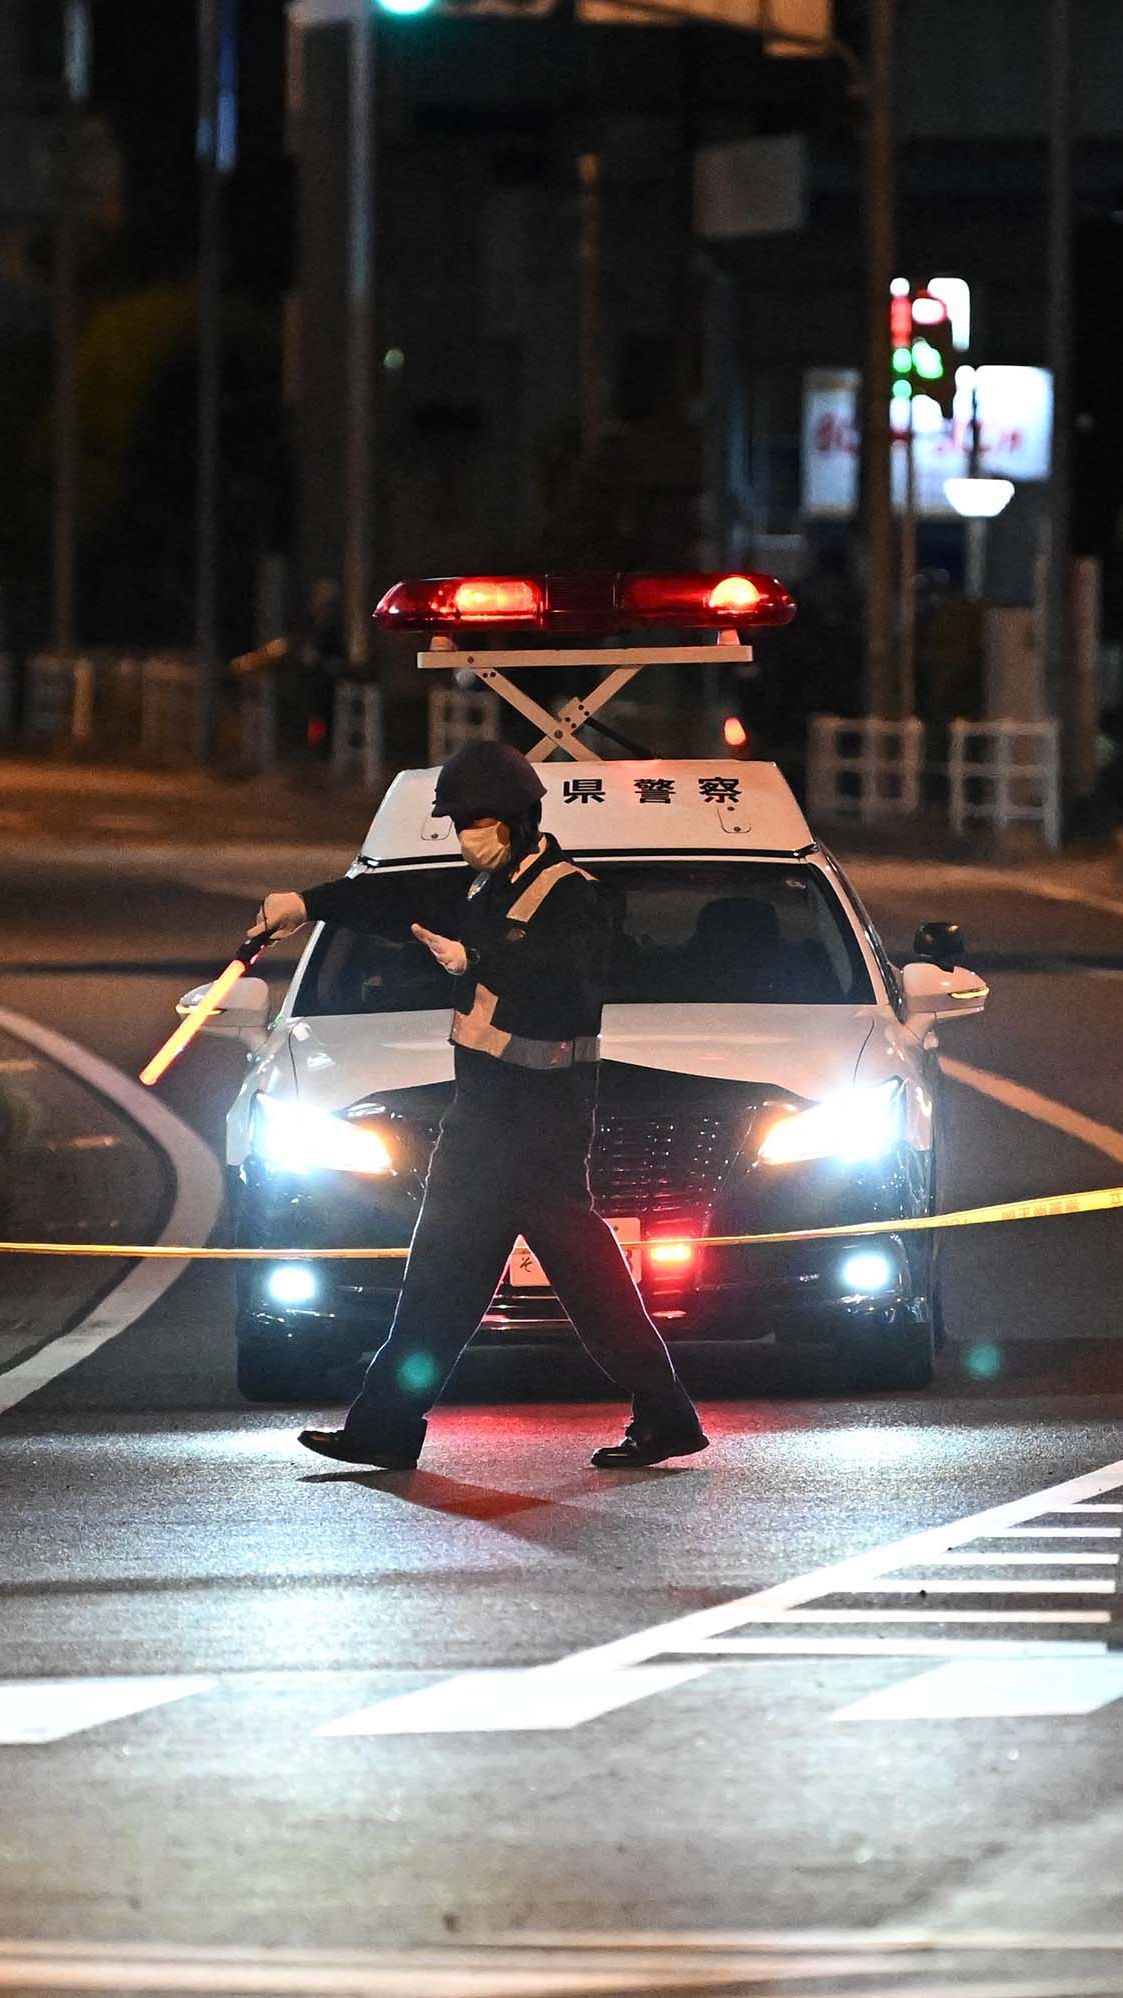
[459,823,511,872]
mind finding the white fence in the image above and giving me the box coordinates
[948,718,1061,851]
[427,684,500,764]
[807,715,925,823]
[332,680,383,789]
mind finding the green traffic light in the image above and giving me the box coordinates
[911,337,945,382]
[892,381,913,400]
[375,0,438,14]
[892,347,913,375]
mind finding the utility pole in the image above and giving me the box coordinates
[861,0,895,718]
[195,0,222,762]
[577,151,604,461]
[52,1,90,658]
[1044,0,1073,786]
[344,2,376,673]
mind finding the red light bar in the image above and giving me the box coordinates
[374,571,796,634]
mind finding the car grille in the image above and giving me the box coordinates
[590,1112,741,1223]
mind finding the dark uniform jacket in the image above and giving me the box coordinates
[302,833,609,1070]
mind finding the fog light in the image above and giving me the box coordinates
[840,1249,894,1295]
[267,1264,317,1307]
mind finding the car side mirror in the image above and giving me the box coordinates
[901,959,988,1025]
[175,975,272,1047]
[912,921,965,972]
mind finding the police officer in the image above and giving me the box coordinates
[254,740,707,1472]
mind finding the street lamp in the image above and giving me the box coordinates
[943,478,1015,520]
[943,476,1014,602]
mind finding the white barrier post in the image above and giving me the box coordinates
[427,684,500,764]
[332,680,383,789]
[140,656,197,762]
[239,674,278,771]
[24,654,74,743]
[947,718,1061,851]
[807,715,925,823]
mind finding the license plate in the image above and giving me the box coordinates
[506,1218,642,1290]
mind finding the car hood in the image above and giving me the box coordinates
[286,1003,890,1115]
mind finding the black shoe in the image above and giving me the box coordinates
[591,1419,709,1469]
[298,1424,424,1470]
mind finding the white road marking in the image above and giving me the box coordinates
[917,1551,1119,1565]
[515,1930,1123,1952]
[689,1637,1106,1659]
[0,1008,224,1414]
[737,1609,1111,1625]
[814,1579,1117,1594]
[317,1663,710,1737]
[845,856,1123,924]
[990,1527,1121,1538]
[4,1939,1123,1998]
[940,1057,1123,1167]
[325,1461,1123,1733]
[833,1656,1123,1723]
[0,1676,215,1744]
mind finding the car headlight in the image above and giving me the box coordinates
[757,1079,903,1166]
[251,1096,395,1176]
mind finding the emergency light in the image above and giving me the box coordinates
[374,571,796,634]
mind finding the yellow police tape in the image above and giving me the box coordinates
[1,1182,1122,1258]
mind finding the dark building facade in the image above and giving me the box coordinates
[286,0,1123,699]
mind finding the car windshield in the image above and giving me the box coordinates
[296,861,875,1015]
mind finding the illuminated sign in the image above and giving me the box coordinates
[801,366,1054,519]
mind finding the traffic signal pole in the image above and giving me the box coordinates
[861,0,895,720]
[897,393,916,718]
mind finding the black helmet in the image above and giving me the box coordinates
[433,741,546,824]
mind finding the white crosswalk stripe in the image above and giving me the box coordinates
[2,1477,1120,1748]
[0,1676,216,1744]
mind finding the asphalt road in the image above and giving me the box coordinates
[2,839,1123,1994]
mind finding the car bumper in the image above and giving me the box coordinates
[232,1147,932,1362]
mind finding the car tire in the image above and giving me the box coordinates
[838,1314,936,1393]
[235,1319,333,1404]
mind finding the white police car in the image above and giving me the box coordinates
[182,573,987,1400]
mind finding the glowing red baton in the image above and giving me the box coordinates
[139,931,275,1088]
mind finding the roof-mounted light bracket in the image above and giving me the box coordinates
[416,642,754,762]
[377,570,792,761]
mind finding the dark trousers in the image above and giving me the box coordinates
[346,1050,686,1443]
